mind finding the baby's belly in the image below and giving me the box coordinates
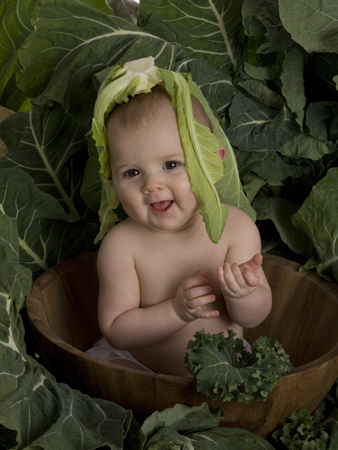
[130,316,243,377]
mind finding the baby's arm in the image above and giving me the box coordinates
[217,207,272,328]
[97,228,217,350]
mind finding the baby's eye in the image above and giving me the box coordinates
[164,161,181,170]
[124,169,139,178]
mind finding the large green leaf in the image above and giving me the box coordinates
[107,0,138,24]
[112,35,183,72]
[139,0,245,73]
[0,104,91,218]
[0,0,37,110]
[0,213,133,450]
[140,403,275,450]
[238,79,285,110]
[254,197,313,257]
[226,93,299,151]
[242,0,294,54]
[279,0,338,53]
[16,0,173,123]
[140,403,221,447]
[235,148,304,184]
[292,168,338,281]
[280,47,306,129]
[306,102,338,144]
[280,130,337,161]
[0,168,98,276]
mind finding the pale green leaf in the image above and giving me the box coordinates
[161,70,229,243]
[176,72,255,221]
[279,0,338,53]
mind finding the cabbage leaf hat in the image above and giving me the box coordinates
[91,57,254,244]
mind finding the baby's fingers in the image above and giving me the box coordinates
[217,263,239,290]
[181,270,209,291]
[242,253,263,272]
[188,292,215,310]
[242,267,260,287]
[195,307,220,319]
[186,284,212,301]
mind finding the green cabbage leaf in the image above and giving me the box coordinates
[138,403,275,450]
[0,212,134,450]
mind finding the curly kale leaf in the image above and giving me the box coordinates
[272,409,329,449]
[185,329,293,403]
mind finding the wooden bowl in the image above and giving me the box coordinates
[26,252,338,437]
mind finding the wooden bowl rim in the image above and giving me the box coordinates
[26,252,338,382]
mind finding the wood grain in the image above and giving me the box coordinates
[26,252,338,437]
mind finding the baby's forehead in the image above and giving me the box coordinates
[106,89,176,133]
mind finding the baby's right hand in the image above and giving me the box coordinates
[173,269,219,322]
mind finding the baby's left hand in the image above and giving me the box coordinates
[217,253,263,299]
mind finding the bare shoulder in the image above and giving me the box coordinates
[99,218,139,247]
[225,204,258,233]
[97,219,140,272]
[223,204,262,259]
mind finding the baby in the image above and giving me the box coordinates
[92,85,272,377]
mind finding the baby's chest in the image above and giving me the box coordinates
[135,243,227,306]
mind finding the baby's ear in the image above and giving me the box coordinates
[217,146,226,161]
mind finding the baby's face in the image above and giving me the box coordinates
[107,105,200,234]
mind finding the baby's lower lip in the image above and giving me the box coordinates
[149,200,174,214]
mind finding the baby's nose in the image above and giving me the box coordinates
[143,173,165,193]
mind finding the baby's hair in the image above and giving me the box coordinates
[106,85,213,143]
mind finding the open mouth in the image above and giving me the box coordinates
[149,200,174,214]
